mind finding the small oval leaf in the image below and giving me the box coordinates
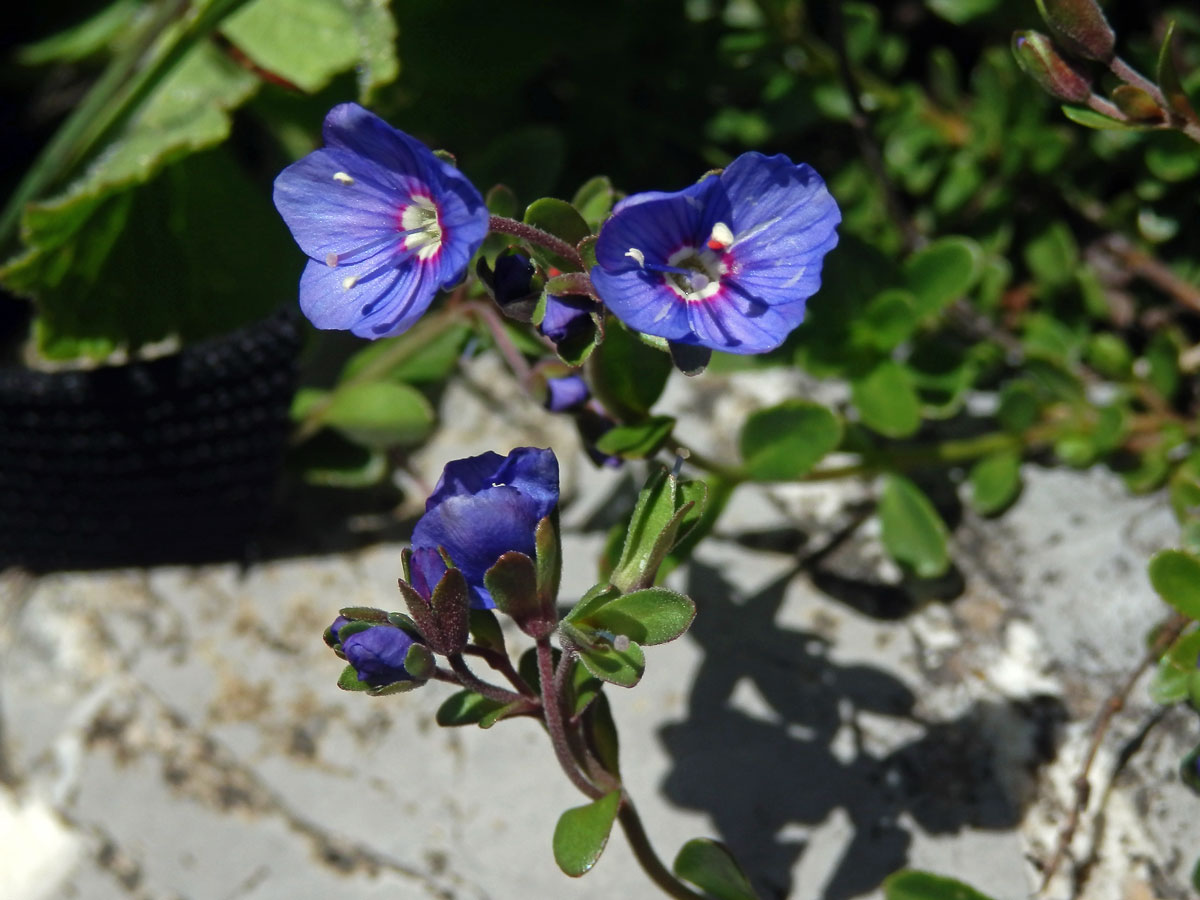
[1148,550,1200,620]
[322,381,434,448]
[739,401,843,481]
[577,587,696,646]
[883,869,999,900]
[435,690,507,726]
[879,475,950,579]
[552,790,622,877]
[673,838,760,900]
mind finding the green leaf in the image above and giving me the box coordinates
[552,790,621,877]
[1148,550,1200,620]
[16,0,141,64]
[321,382,434,448]
[1024,221,1079,291]
[1150,629,1200,704]
[739,400,842,481]
[570,662,604,717]
[879,475,950,579]
[852,289,919,352]
[852,360,922,438]
[968,451,1021,515]
[221,0,399,98]
[903,236,981,317]
[485,551,553,636]
[573,588,695,646]
[576,639,646,688]
[674,839,760,900]
[435,690,508,726]
[1169,452,1200,524]
[572,175,615,230]
[522,197,590,272]
[478,700,529,729]
[1060,104,1142,131]
[883,869,998,900]
[589,319,673,419]
[606,467,695,592]
[585,692,621,776]
[485,183,519,218]
[592,416,675,459]
[997,381,1041,432]
[339,322,472,385]
[1157,21,1198,123]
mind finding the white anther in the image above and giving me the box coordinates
[342,275,359,290]
[332,171,355,185]
[709,221,734,248]
[625,248,646,267]
[612,634,631,652]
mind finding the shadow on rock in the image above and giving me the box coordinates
[658,561,1061,899]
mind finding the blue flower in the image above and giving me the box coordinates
[411,448,559,609]
[590,152,840,354]
[273,103,489,339]
[341,625,419,687]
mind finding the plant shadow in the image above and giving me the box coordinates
[658,559,1063,899]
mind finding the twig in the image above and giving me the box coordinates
[1038,611,1190,891]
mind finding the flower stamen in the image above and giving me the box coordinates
[332,171,355,185]
[706,221,734,251]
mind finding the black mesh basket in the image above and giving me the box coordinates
[0,309,302,570]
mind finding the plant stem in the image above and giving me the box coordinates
[536,636,603,799]
[463,645,536,697]
[488,215,585,270]
[617,801,707,900]
[466,300,536,390]
[447,654,526,706]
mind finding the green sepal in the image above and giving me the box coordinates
[386,611,420,634]
[1148,550,1200,620]
[436,690,507,726]
[1111,85,1163,123]
[1157,22,1198,123]
[569,588,696,646]
[673,839,760,900]
[468,609,507,653]
[592,416,675,459]
[484,551,554,638]
[338,606,389,623]
[883,869,999,900]
[523,197,590,272]
[336,664,372,692]
[536,515,562,610]
[366,678,424,696]
[576,638,645,688]
[397,566,470,655]
[739,400,842,481]
[878,475,951,579]
[333,620,374,643]
[403,643,435,681]
[552,790,622,877]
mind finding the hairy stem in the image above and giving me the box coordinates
[489,215,585,270]
[617,801,707,900]
[537,636,604,799]
[463,645,537,697]
[447,654,527,706]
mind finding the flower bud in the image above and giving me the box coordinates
[544,374,590,412]
[1035,0,1115,62]
[341,625,428,688]
[1013,31,1094,104]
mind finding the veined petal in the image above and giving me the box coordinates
[321,103,440,187]
[594,178,723,271]
[299,253,436,339]
[589,267,693,341]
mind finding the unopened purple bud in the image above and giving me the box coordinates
[540,294,597,345]
[341,625,422,687]
[328,615,352,642]
[545,375,590,412]
[1013,31,1094,104]
[1035,0,1115,62]
[492,254,537,307]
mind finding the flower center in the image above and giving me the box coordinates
[625,222,731,302]
[399,195,443,261]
